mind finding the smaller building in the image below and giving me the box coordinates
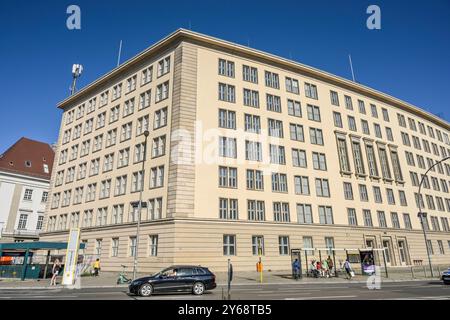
[0,137,54,242]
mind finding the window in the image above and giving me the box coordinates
[95,239,103,256]
[382,108,390,122]
[265,71,279,89]
[336,136,351,173]
[157,56,170,77]
[136,115,149,136]
[17,214,28,230]
[156,81,169,102]
[289,124,304,141]
[378,146,392,180]
[358,100,366,114]
[390,150,403,182]
[399,190,408,206]
[351,140,365,175]
[370,104,378,118]
[363,210,373,227]
[373,186,383,203]
[115,175,127,196]
[129,237,137,257]
[359,184,369,201]
[223,235,236,255]
[218,59,235,77]
[244,114,261,133]
[303,236,314,255]
[386,188,396,205]
[343,182,353,200]
[273,202,290,222]
[374,124,382,138]
[330,91,339,106]
[246,169,264,190]
[391,212,400,228]
[347,116,356,132]
[307,105,321,122]
[112,205,124,224]
[218,83,235,102]
[131,171,144,192]
[365,144,379,177]
[154,107,168,129]
[426,240,434,255]
[266,94,281,112]
[243,89,259,108]
[112,83,122,100]
[438,240,445,255]
[386,128,393,142]
[403,213,412,229]
[268,119,284,138]
[149,235,158,256]
[139,90,151,110]
[294,176,310,195]
[312,152,327,170]
[150,166,165,188]
[292,149,307,168]
[347,208,358,226]
[345,95,353,110]
[309,128,324,145]
[36,216,44,230]
[269,145,286,164]
[285,77,300,94]
[141,66,153,85]
[219,166,238,188]
[278,236,289,255]
[361,120,370,135]
[377,211,387,228]
[271,173,288,193]
[315,178,330,197]
[245,141,262,161]
[288,100,302,117]
[126,75,137,93]
[99,179,111,199]
[120,122,132,142]
[305,83,318,99]
[23,189,33,201]
[247,200,265,221]
[243,65,258,83]
[118,148,130,168]
[152,135,166,158]
[111,238,119,257]
[297,204,313,224]
[252,236,265,255]
[319,206,334,224]
[333,112,343,128]
[219,137,237,158]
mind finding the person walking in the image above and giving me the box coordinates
[343,259,353,280]
[327,256,334,276]
[292,258,300,280]
[50,258,61,286]
[322,259,329,278]
[93,258,101,276]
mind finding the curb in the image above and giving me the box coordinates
[0,278,439,290]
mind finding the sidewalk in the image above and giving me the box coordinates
[0,270,441,290]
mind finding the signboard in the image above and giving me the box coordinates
[62,228,81,286]
[360,250,375,275]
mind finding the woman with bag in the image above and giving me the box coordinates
[343,258,353,280]
[50,258,61,286]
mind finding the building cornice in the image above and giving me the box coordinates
[57,28,450,131]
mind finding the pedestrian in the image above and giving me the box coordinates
[50,258,61,286]
[292,258,300,280]
[343,259,353,280]
[316,260,322,277]
[93,258,100,276]
[327,255,334,276]
[322,259,329,278]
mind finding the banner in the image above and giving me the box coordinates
[62,228,81,286]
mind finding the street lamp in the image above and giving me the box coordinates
[417,155,450,278]
[132,130,150,280]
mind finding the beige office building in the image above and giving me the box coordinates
[41,29,450,272]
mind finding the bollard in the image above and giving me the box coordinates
[423,266,427,278]
[411,266,415,279]
[437,265,441,277]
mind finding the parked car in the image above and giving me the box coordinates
[442,268,450,285]
[128,265,217,297]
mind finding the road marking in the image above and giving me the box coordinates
[285,295,357,300]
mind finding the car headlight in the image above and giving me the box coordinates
[131,280,143,286]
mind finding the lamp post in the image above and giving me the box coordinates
[132,130,150,280]
[417,155,450,278]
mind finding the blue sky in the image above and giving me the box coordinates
[1,0,449,152]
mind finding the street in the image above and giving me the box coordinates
[0,280,448,300]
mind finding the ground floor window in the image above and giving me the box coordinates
[252,236,264,255]
[223,235,236,256]
[149,235,158,256]
[279,236,290,255]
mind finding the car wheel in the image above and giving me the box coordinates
[192,282,205,295]
[139,284,153,297]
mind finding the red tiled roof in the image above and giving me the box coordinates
[0,137,55,180]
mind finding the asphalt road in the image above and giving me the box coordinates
[0,280,449,300]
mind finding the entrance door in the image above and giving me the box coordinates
[398,240,408,266]
[382,240,392,266]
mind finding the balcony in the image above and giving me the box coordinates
[0,229,40,239]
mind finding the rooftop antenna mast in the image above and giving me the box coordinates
[70,64,83,95]
[117,40,123,67]
[348,54,356,82]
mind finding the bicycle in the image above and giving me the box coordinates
[117,265,132,284]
